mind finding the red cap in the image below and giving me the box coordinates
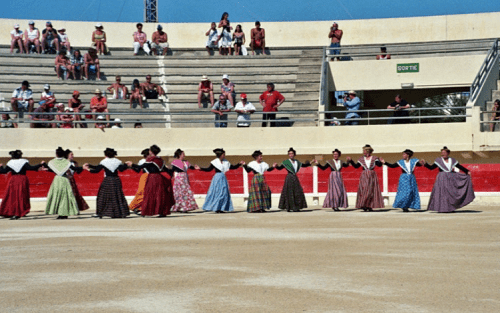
[240,93,247,99]
[73,90,80,96]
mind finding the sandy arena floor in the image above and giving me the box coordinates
[1,202,499,313]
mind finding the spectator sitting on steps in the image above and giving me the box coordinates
[70,49,84,80]
[90,89,109,123]
[141,75,165,99]
[55,50,71,80]
[41,21,60,54]
[92,23,108,55]
[3,81,35,128]
[133,23,150,55]
[212,94,233,128]
[250,21,265,55]
[198,75,214,108]
[57,28,71,54]
[107,76,129,99]
[68,90,86,128]
[83,47,101,80]
[221,74,235,107]
[205,22,219,56]
[10,24,24,54]
[31,101,56,128]
[40,84,57,108]
[24,21,41,54]
[151,24,169,56]
[130,79,144,109]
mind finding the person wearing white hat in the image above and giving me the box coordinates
[24,21,41,54]
[221,74,235,107]
[41,84,57,108]
[57,28,71,54]
[92,23,108,55]
[342,90,361,125]
[151,24,169,56]
[90,89,110,123]
[198,75,214,108]
[10,23,24,54]
[60,106,75,128]
[111,118,123,129]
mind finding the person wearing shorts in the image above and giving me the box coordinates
[198,75,214,108]
[24,21,41,54]
[205,22,219,55]
[250,21,265,55]
[41,21,60,54]
[90,89,109,123]
[151,25,169,56]
[3,81,35,128]
[83,47,101,80]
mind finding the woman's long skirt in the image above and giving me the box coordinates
[172,172,198,212]
[202,173,234,212]
[323,171,348,209]
[0,175,31,218]
[355,170,384,209]
[68,175,89,211]
[129,173,148,212]
[427,172,475,213]
[45,176,79,216]
[96,176,130,218]
[393,173,421,210]
[247,174,272,212]
[278,173,307,211]
[141,173,175,216]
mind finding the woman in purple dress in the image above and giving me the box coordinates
[423,146,475,213]
[317,149,349,211]
[349,144,384,212]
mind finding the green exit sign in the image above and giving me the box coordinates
[397,63,419,73]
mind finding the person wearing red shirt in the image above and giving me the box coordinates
[259,83,285,127]
[90,89,109,123]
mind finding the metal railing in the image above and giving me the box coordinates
[319,46,328,106]
[0,106,472,127]
[470,39,499,101]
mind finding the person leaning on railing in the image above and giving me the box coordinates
[490,99,500,132]
[387,94,410,124]
[342,90,360,125]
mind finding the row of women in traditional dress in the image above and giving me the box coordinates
[0,144,475,219]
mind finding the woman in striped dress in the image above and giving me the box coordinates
[317,149,349,211]
[243,150,276,213]
[45,147,81,219]
[381,149,422,212]
[65,149,89,212]
[171,149,199,213]
[85,148,130,218]
[422,146,475,213]
[0,150,44,219]
[129,148,150,215]
[128,145,175,217]
[276,147,313,212]
[196,148,244,213]
[349,144,384,212]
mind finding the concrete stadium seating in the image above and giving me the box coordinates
[0,46,322,128]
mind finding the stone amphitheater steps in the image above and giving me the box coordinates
[0,45,323,128]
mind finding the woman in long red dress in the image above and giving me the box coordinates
[127,145,175,217]
[349,144,384,212]
[0,150,44,219]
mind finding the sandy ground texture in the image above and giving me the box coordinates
[1,202,499,313]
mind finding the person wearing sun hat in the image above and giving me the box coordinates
[90,89,109,123]
[342,90,360,125]
[198,75,214,108]
[92,22,108,55]
[57,27,71,54]
[234,93,255,127]
[10,23,24,54]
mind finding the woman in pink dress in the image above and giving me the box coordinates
[171,149,199,212]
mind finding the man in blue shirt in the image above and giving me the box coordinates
[343,90,360,125]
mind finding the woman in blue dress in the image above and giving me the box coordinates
[381,149,422,212]
[195,148,244,213]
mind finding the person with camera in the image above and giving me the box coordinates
[387,94,410,124]
[328,22,343,61]
[342,90,360,125]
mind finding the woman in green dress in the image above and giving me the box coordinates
[44,147,81,219]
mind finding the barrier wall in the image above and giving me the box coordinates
[1,163,498,200]
[1,12,500,48]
